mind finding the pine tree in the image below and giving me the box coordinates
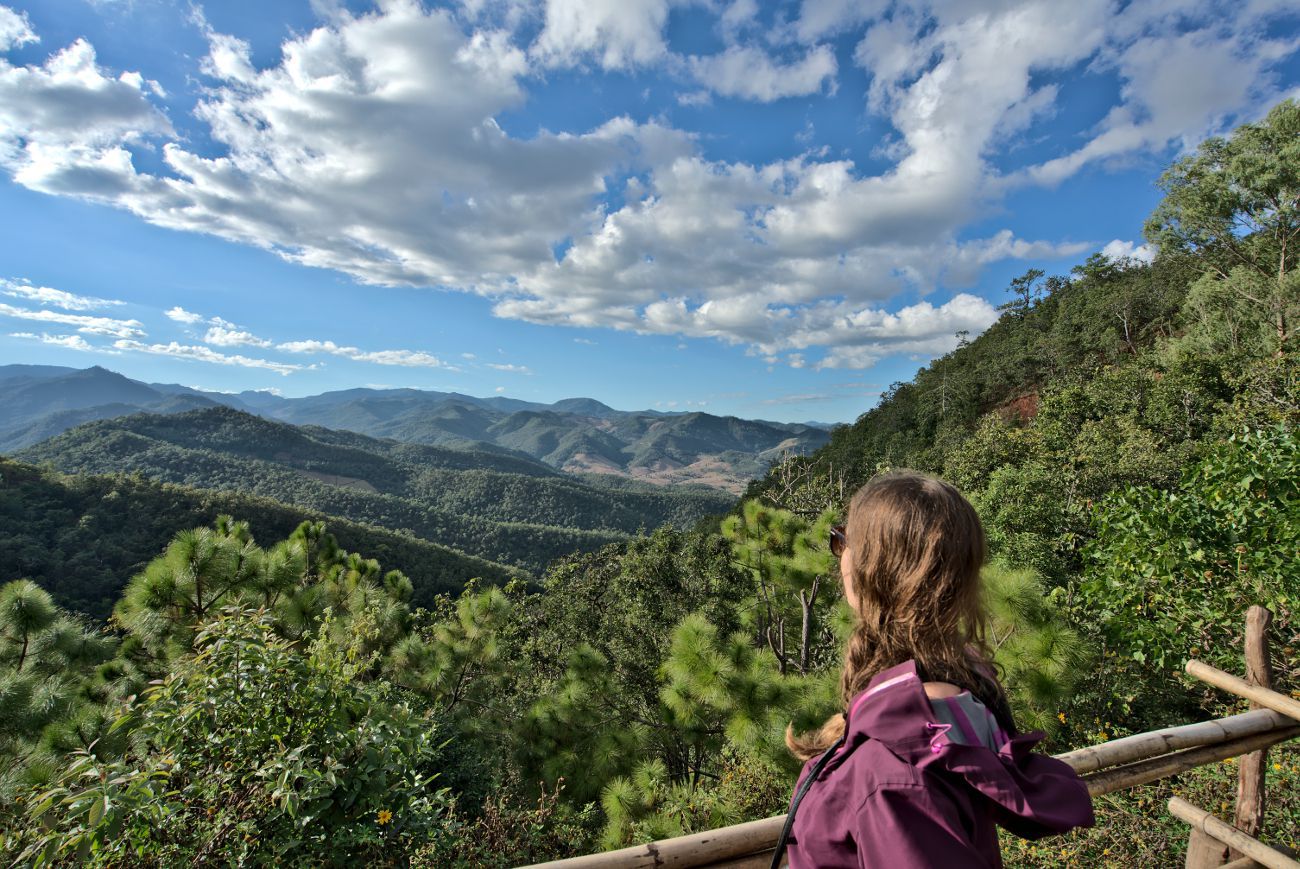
[982,564,1090,734]
[721,500,838,675]
[114,520,265,656]
[0,580,118,802]
[598,612,809,848]
[516,643,647,805]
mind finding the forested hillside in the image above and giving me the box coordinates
[14,406,734,575]
[2,102,1296,868]
[0,366,220,452]
[0,366,829,491]
[0,456,522,618]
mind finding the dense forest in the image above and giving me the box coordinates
[0,456,522,617]
[1,102,1297,866]
[13,406,734,575]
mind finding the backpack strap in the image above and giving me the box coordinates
[768,729,848,869]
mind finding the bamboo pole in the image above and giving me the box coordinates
[1222,853,1274,869]
[1081,726,1300,797]
[529,723,1300,868]
[1186,660,1300,723]
[1168,797,1300,869]
[696,854,777,869]
[1185,607,1277,869]
[1222,857,1268,869]
[1234,607,1274,851]
[1223,850,1300,869]
[1056,708,1288,775]
[528,815,787,869]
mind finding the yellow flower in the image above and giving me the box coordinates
[1057,712,1067,724]
[377,809,393,826]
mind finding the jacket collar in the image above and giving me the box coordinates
[822,660,1092,835]
[841,660,940,763]
[840,660,1039,759]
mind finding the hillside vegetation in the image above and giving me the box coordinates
[0,456,523,618]
[15,406,734,575]
[0,365,829,492]
[2,101,1297,867]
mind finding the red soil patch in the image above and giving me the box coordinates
[998,392,1040,424]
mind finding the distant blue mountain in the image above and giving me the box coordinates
[0,364,829,490]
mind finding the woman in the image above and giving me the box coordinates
[779,471,1093,868]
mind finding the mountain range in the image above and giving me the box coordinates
[13,404,739,576]
[0,365,832,492]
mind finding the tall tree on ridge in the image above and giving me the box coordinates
[1145,99,1300,353]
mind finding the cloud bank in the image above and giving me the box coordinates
[0,1,1294,368]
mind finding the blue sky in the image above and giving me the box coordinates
[0,0,1296,423]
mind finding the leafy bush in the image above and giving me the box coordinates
[414,777,601,867]
[18,608,452,866]
[1082,426,1298,674]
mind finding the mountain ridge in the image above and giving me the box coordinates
[0,364,831,491]
[15,405,736,574]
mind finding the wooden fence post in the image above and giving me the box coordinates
[1170,797,1300,869]
[1232,606,1274,859]
[1185,828,1229,869]
[1184,607,1275,869]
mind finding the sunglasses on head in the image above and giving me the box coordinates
[829,524,847,557]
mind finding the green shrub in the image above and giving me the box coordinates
[18,608,452,866]
[414,777,601,867]
[1082,426,1298,675]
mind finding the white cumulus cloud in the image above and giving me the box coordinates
[9,331,102,352]
[0,1,1293,371]
[165,306,204,325]
[203,319,272,348]
[0,301,144,338]
[0,30,171,195]
[533,0,678,69]
[1101,239,1156,264]
[0,6,35,52]
[277,339,446,368]
[2,279,123,310]
[113,339,305,375]
[1019,15,1300,186]
[689,44,837,102]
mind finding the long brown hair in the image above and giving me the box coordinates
[787,470,1012,760]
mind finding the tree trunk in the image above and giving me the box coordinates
[766,619,787,676]
[1232,607,1273,859]
[798,577,820,675]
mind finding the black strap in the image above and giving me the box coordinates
[769,729,848,869]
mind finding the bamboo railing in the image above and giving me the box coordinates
[1176,607,1298,869]
[528,607,1298,869]
[1169,797,1299,869]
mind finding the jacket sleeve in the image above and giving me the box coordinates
[853,784,997,869]
[994,751,1096,840]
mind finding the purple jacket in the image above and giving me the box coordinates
[786,661,1093,868]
